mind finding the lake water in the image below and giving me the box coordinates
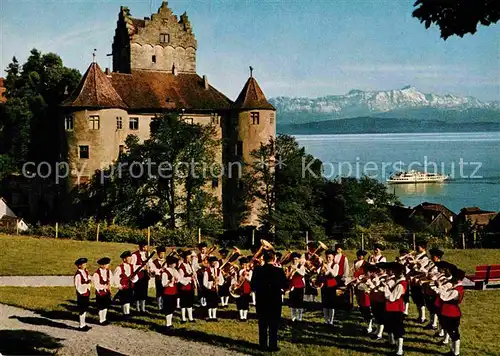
[294,132,500,213]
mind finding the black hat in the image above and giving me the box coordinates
[356,249,368,257]
[390,263,404,275]
[120,251,132,259]
[436,261,456,273]
[325,249,335,256]
[208,256,218,263]
[399,248,409,255]
[291,252,301,259]
[75,257,87,266]
[373,243,385,251]
[166,256,178,265]
[246,255,254,261]
[307,241,315,248]
[138,240,147,248]
[416,239,427,249]
[429,248,444,259]
[334,243,344,251]
[156,246,166,253]
[182,250,193,259]
[239,257,248,264]
[452,268,466,281]
[97,257,111,265]
[197,242,207,248]
[366,263,380,272]
[219,248,229,255]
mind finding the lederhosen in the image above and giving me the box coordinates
[320,262,338,309]
[162,269,178,315]
[370,283,386,326]
[119,263,135,304]
[439,285,464,342]
[152,258,164,298]
[353,262,371,321]
[206,268,221,308]
[197,253,206,300]
[385,279,408,338]
[75,270,91,313]
[289,269,305,308]
[179,263,195,308]
[410,254,427,308]
[95,268,112,310]
[332,254,346,309]
[304,251,318,298]
[218,258,231,298]
[132,251,149,301]
[423,270,440,316]
[235,270,252,311]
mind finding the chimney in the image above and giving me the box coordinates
[105,68,111,75]
[203,75,209,90]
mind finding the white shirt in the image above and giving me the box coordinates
[203,267,224,290]
[92,268,111,293]
[113,263,138,288]
[178,262,195,286]
[322,261,336,277]
[436,281,462,301]
[332,254,349,279]
[415,252,430,270]
[74,269,91,295]
[369,254,386,264]
[150,258,165,276]
[384,276,406,302]
[291,262,306,276]
[161,267,181,287]
[131,250,152,271]
[231,269,252,285]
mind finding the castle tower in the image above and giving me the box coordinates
[232,69,276,226]
[112,1,197,73]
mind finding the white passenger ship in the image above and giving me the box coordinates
[387,170,449,184]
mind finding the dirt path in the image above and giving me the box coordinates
[0,304,247,356]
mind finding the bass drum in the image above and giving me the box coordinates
[335,286,354,310]
[229,284,242,299]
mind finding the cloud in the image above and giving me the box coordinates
[339,63,463,73]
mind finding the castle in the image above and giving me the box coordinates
[61,1,276,228]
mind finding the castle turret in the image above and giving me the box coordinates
[233,69,276,226]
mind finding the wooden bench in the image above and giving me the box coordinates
[466,265,500,290]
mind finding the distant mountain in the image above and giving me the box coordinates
[279,117,500,135]
[271,86,500,127]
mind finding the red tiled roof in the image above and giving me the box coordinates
[62,63,128,109]
[0,77,6,104]
[233,77,275,110]
[417,202,456,219]
[109,71,232,111]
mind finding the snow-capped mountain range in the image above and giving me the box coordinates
[270,86,500,123]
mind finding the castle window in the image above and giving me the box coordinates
[235,141,243,156]
[270,113,275,124]
[119,145,125,156]
[183,117,194,125]
[65,115,74,131]
[89,115,100,130]
[129,117,139,130]
[251,112,260,125]
[152,55,156,63]
[211,116,220,125]
[160,33,170,43]
[211,178,219,189]
[116,117,123,130]
[79,145,89,159]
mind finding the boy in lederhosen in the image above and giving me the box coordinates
[218,248,231,307]
[232,257,253,321]
[74,257,92,331]
[151,246,167,310]
[366,264,387,339]
[287,252,306,322]
[304,241,318,303]
[131,241,150,313]
[398,248,412,315]
[203,256,224,321]
[178,250,197,323]
[353,249,373,333]
[162,255,181,330]
[113,251,138,318]
[92,257,112,325]
[410,240,430,323]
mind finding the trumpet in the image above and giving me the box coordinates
[249,239,274,268]
[220,247,241,277]
[304,241,328,272]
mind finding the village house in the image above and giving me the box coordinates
[0,197,29,232]
[457,207,498,229]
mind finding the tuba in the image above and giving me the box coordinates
[304,241,328,273]
[279,251,293,266]
[229,269,250,299]
[221,247,241,277]
[249,239,274,268]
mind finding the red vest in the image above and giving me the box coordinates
[207,268,221,291]
[179,263,194,291]
[335,255,346,277]
[290,267,305,289]
[119,263,134,290]
[356,290,371,307]
[385,280,408,312]
[322,262,338,288]
[163,269,178,295]
[95,268,111,297]
[440,285,464,318]
[353,261,366,278]
[133,251,147,279]
[370,290,385,303]
[75,270,91,296]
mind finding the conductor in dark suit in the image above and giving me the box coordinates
[251,249,288,352]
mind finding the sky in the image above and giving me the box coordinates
[0,0,499,101]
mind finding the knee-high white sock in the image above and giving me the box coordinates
[157,297,163,310]
[389,333,395,345]
[213,308,217,319]
[208,308,213,319]
[99,310,105,323]
[329,309,335,324]
[439,328,445,337]
[367,319,373,332]
[432,313,438,327]
[166,314,173,327]
[443,333,450,344]
[187,307,194,321]
[291,308,296,321]
[420,306,426,321]
[450,338,455,352]
[454,339,460,355]
[141,300,146,312]
[243,310,248,319]
[299,309,304,321]
[239,309,244,319]
[323,308,329,323]
[397,338,404,355]
[103,309,108,322]
[225,296,230,305]
[181,308,187,321]
[79,312,86,328]
[251,292,256,305]
[404,303,409,315]
[377,324,385,338]
[136,301,140,311]
[177,298,180,309]
[122,304,127,314]
[201,297,207,307]
[125,303,131,315]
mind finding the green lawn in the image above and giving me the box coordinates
[0,287,498,355]
[2,234,500,276]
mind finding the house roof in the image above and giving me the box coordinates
[62,62,128,109]
[233,76,275,110]
[0,77,6,104]
[109,71,232,111]
[459,206,496,215]
[415,202,456,220]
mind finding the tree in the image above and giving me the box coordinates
[413,0,500,39]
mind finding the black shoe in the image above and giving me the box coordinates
[79,325,91,332]
[424,323,436,330]
[189,319,196,323]
[181,320,187,324]
[268,346,280,352]
[213,318,218,322]
[100,320,110,326]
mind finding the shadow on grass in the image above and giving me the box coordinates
[0,329,63,355]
